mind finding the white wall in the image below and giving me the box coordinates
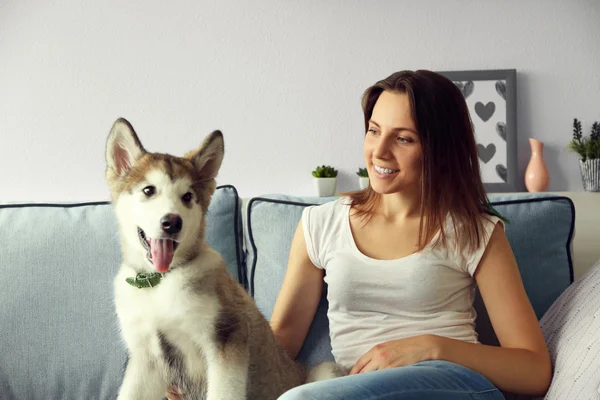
[1,0,599,202]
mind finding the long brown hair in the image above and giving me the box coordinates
[348,69,500,254]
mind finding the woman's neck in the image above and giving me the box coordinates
[375,187,422,223]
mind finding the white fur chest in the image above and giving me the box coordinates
[113,266,220,358]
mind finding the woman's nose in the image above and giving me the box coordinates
[373,137,392,158]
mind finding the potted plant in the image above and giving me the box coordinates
[312,165,338,196]
[356,167,369,189]
[567,118,600,192]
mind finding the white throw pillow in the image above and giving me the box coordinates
[540,259,600,400]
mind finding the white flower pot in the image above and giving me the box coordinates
[314,177,337,197]
[579,159,600,192]
[358,176,369,190]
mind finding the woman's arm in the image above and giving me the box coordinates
[269,220,325,359]
[437,223,552,396]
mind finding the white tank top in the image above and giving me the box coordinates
[302,197,502,369]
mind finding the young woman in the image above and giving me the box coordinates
[271,70,552,399]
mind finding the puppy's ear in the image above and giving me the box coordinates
[105,118,146,177]
[185,130,224,182]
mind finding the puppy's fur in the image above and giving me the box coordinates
[105,118,346,400]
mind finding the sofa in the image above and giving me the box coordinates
[1,186,598,400]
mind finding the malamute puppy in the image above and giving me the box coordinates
[105,118,345,400]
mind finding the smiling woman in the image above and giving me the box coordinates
[349,70,493,255]
[270,70,552,400]
[364,92,422,196]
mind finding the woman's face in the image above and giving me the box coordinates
[363,91,423,195]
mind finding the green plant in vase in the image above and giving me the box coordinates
[312,165,338,196]
[567,118,600,191]
[356,167,369,189]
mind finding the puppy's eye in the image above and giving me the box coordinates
[143,186,156,197]
[182,192,193,203]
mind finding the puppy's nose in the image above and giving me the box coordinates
[160,213,182,234]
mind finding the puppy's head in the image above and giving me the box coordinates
[105,118,224,272]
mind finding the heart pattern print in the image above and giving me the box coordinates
[453,79,508,183]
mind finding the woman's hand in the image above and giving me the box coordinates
[349,334,441,375]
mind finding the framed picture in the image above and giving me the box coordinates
[437,69,517,192]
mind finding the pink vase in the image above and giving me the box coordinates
[524,138,550,192]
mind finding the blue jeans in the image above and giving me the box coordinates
[278,360,505,400]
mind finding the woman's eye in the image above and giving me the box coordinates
[397,136,411,143]
[368,128,379,135]
[182,192,193,203]
[143,186,156,196]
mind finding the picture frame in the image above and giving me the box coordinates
[437,69,517,193]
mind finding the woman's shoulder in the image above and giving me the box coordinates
[445,210,504,232]
[305,196,350,214]
[302,196,349,228]
[479,211,506,232]
[440,211,504,252]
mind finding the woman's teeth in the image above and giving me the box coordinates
[374,165,397,175]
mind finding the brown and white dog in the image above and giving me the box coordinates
[105,118,345,400]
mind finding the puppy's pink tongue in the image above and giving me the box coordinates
[150,239,174,273]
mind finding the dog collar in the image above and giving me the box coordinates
[126,272,166,289]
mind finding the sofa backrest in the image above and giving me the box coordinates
[244,193,575,364]
[0,188,576,398]
[0,185,243,400]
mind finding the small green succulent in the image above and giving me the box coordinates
[312,165,338,178]
[356,167,368,177]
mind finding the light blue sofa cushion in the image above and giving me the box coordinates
[205,185,244,285]
[0,185,243,400]
[0,202,124,400]
[244,195,337,366]
[245,193,575,364]
[485,194,574,315]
